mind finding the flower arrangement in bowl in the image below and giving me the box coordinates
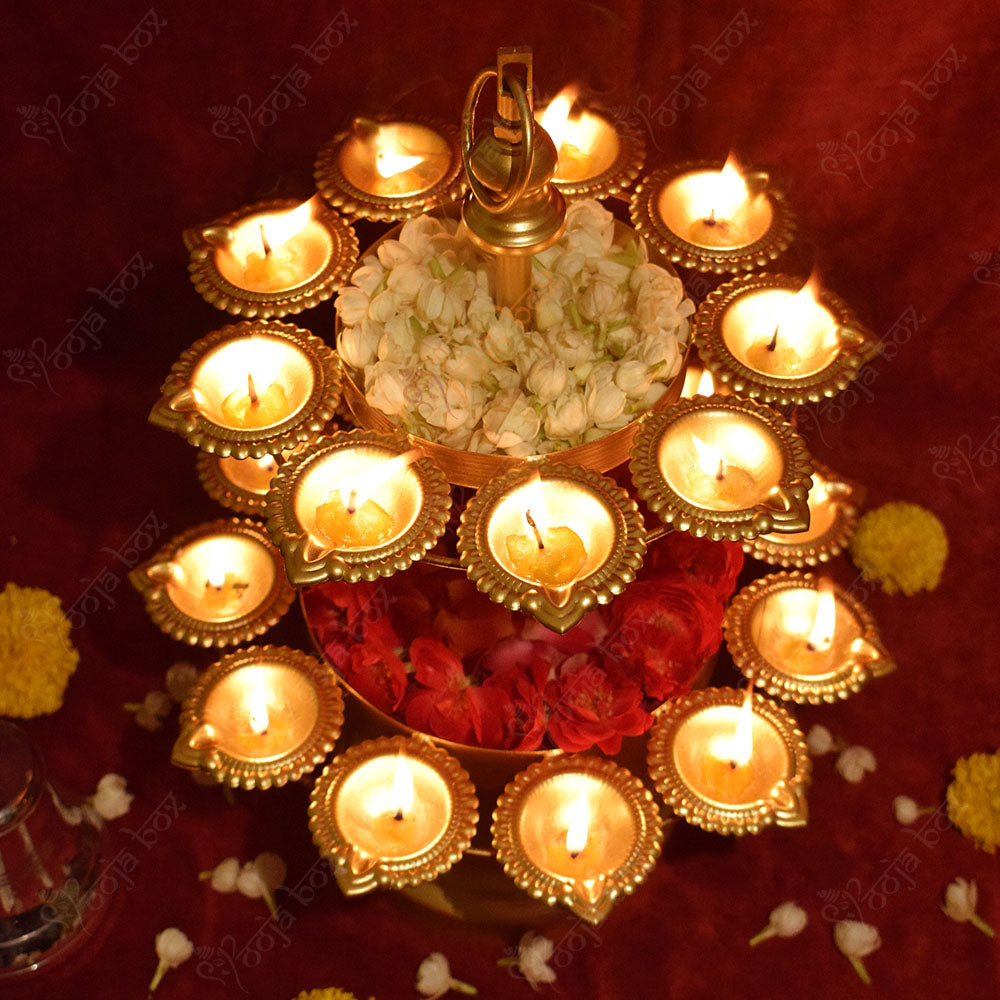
[335,199,694,486]
[302,532,743,782]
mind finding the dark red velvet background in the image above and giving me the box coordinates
[2,2,998,998]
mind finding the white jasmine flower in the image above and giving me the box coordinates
[366,364,408,416]
[630,381,667,413]
[416,279,464,330]
[544,393,588,441]
[334,285,370,326]
[467,289,497,333]
[200,856,240,893]
[614,359,654,398]
[349,260,386,298]
[483,308,524,363]
[638,329,682,371]
[338,318,382,370]
[444,344,491,385]
[236,852,287,920]
[91,773,133,821]
[892,795,920,825]
[398,214,443,258]
[482,391,540,451]
[836,745,877,784]
[126,690,171,731]
[377,314,417,365]
[416,952,477,998]
[606,323,640,359]
[586,376,626,427]
[579,277,625,323]
[418,334,451,367]
[165,662,198,703]
[526,357,569,403]
[387,260,430,301]
[942,878,994,936]
[553,248,588,282]
[547,327,595,366]
[806,724,836,756]
[534,290,568,331]
[149,927,193,993]
[749,901,808,946]
[367,288,398,324]
[498,931,557,989]
[377,238,415,269]
[833,920,881,984]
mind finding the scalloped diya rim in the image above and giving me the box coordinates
[308,733,479,896]
[491,754,663,925]
[456,462,648,634]
[314,116,468,222]
[544,113,647,202]
[742,460,864,568]
[629,160,797,274]
[724,570,895,705]
[183,197,359,318]
[128,517,296,648]
[265,429,452,586]
[629,394,814,542]
[196,451,278,516]
[172,644,345,790]
[647,687,811,835]
[148,320,343,460]
[692,273,881,406]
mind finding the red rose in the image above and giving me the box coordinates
[340,641,408,714]
[646,533,744,602]
[480,639,553,752]
[545,652,650,755]
[404,638,504,746]
[606,579,723,701]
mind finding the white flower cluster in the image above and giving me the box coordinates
[335,199,693,456]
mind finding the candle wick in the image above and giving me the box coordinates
[715,459,726,482]
[569,849,580,860]
[393,808,404,822]
[704,208,717,227]
[525,510,545,550]
[728,760,738,770]
[767,326,779,352]
[347,488,358,515]
[259,223,272,258]
[247,373,259,406]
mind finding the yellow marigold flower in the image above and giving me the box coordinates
[947,751,1000,854]
[849,501,947,595]
[289,990,376,1000]
[0,583,80,717]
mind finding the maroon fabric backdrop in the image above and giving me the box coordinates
[3,1,998,998]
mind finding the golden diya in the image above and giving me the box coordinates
[183,196,358,317]
[308,735,478,897]
[265,429,451,585]
[314,116,466,221]
[492,755,663,925]
[725,571,895,704]
[648,687,811,835]
[630,156,796,273]
[535,85,646,200]
[196,451,287,516]
[172,645,344,789]
[148,320,341,459]
[129,518,294,647]
[693,273,879,405]
[457,463,647,633]
[630,394,813,542]
[744,461,862,567]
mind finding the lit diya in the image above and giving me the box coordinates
[148,321,341,459]
[630,394,813,541]
[308,735,478,897]
[184,197,358,317]
[725,571,894,703]
[693,273,879,404]
[172,645,344,789]
[536,85,645,200]
[129,518,294,647]
[492,755,663,924]
[648,687,811,835]
[197,451,287,516]
[314,116,466,221]
[744,461,862,567]
[630,156,796,273]
[457,464,646,633]
[265,430,451,585]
